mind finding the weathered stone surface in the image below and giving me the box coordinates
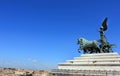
[51,52,120,76]
[58,52,120,71]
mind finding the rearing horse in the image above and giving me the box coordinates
[77,38,100,54]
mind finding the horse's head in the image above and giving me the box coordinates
[78,38,86,44]
[77,38,82,44]
[78,38,87,49]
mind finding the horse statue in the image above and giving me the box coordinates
[77,17,115,54]
[77,38,100,54]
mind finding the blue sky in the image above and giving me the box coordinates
[0,0,120,70]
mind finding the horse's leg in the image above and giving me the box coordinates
[78,48,81,53]
[78,50,80,53]
[83,50,85,54]
[98,48,100,53]
[90,49,93,54]
[96,47,100,53]
[100,46,104,53]
[88,48,92,54]
[83,49,86,54]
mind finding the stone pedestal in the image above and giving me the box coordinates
[51,52,120,76]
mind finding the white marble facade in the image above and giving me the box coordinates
[58,52,120,71]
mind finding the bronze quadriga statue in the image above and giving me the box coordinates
[51,18,120,76]
[78,18,115,54]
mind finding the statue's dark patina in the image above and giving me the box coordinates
[78,18,115,54]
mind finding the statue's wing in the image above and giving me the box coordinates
[101,17,108,31]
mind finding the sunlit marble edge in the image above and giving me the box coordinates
[81,52,119,57]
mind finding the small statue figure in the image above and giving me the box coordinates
[78,17,115,54]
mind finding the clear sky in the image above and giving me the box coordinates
[0,0,120,70]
